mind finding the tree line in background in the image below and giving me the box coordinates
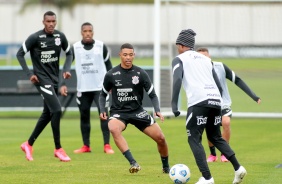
[20,0,154,13]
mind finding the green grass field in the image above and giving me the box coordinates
[0,117,281,184]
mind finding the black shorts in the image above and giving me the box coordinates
[222,106,232,117]
[109,108,155,132]
[186,105,222,138]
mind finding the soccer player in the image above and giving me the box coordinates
[16,11,72,161]
[171,29,246,184]
[60,22,114,154]
[197,47,261,163]
[99,43,170,173]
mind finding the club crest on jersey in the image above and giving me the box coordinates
[55,38,61,46]
[132,76,139,85]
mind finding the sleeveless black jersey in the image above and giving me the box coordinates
[100,64,160,113]
[16,29,72,87]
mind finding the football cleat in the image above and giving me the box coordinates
[195,177,215,184]
[207,154,217,162]
[104,144,114,154]
[54,148,71,162]
[74,145,91,153]
[233,166,247,184]
[221,155,229,162]
[21,141,33,161]
[129,162,141,173]
[162,167,170,174]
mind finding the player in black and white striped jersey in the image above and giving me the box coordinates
[171,29,247,184]
[197,47,261,163]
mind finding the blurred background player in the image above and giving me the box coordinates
[17,11,72,162]
[99,43,170,173]
[60,22,114,154]
[197,47,261,162]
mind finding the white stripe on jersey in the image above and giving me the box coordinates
[231,71,235,83]
[22,42,28,53]
[147,85,154,95]
[173,63,180,75]
[65,43,71,53]
[104,52,110,62]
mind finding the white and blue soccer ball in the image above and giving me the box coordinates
[169,164,191,184]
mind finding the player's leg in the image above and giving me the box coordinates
[206,140,217,162]
[74,92,93,153]
[221,115,231,162]
[108,116,139,172]
[142,121,169,173]
[20,86,52,161]
[93,91,114,154]
[40,86,70,161]
[186,106,213,182]
[206,108,246,183]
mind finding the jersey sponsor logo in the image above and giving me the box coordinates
[55,37,61,46]
[132,76,139,85]
[39,34,46,38]
[117,88,137,102]
[112,71,121,75]
[40,50,58,63]
[196,116,207,125]
[40,42,47,48]
[117,88,132,92]
[115,80,122,86]
[208,100,221,106]
[207,93,221,97]
[214,116,221,125]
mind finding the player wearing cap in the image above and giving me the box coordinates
[171,29,247,184]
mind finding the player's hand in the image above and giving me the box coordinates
[60,85,68,96]
[155,112,164,123]
[63,72,71,79]
[30,75,39,84]
[257,98,261,104]
[173,111,181,117]
[100,112,108,120]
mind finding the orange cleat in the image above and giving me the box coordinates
[73,145,91,153]
[104,144,114,154]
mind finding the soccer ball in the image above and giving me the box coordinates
[169,164,191,184]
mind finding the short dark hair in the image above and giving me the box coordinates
[43,11,56,19]
[196,47,209,53]
[120,43,134,50]
[81,22,93,30]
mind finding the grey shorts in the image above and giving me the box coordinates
[222,106,232,117]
